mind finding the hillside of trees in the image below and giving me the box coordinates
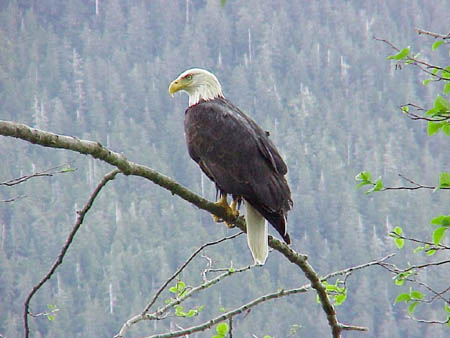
[0,1,449,337]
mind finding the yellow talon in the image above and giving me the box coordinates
[212,195,239,228]
[212,195,229,223]
[230,198,240,218]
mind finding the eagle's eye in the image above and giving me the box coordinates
[185,74,193,80]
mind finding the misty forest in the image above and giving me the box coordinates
[0,1,449,337]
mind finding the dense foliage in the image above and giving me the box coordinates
[0,1,449,337]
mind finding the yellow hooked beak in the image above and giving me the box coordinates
[169,77,189,97]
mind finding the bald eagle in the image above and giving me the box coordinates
[169,68,292,265]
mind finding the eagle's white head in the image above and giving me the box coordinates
[169,68,224,107]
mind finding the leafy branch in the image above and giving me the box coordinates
[355,171,450,193]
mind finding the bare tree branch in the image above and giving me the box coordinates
[319,254,396,282]
[1,163,75,187]
[0,195,27,203]
[406,316,450,325]
[415,28,450,40]
[23,169,120,338]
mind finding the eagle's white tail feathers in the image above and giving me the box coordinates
[244,200,268,265]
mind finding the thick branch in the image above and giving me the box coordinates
[1,120,347,338]
[23,169,120,338]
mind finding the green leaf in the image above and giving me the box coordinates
[175,305,186,317]
[410,290,423,300]
[426,249,436,256]
[220,0,227,8]
[433,227,447,244]
[439,172,450,189]
[442,123,450,136]
[365,177,383,194]
[394,278,405,286]
[264,336,272,338]
[395,293,411,304]
[216,322,229,336]
[432,40,444,51]
[426,107,439,116]
[219,306,226,312]
[212,336,223,338]
[61,167,76,173]
[185,309,197,318]
[423,79,432,85]
[445,303,450,313]
[395,238,405,249]
[169,287,178,293]
[413,246,424,254]
[435,95,450,112]
[394,226,403,235]
[47,315,55,321]
[442,69,450,80]
[386,47,410,60]
[335,293,347,306]
[355,171,372,182]
[427,121,443,136]
[408,301,419,314]
[356,181,372,189]
[431,215,445,225]
[373,178,383,191]
[177,281,186,290]
[431,215,450,227]
[443,83,450,95]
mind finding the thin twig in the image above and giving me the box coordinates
[400,104,450,122]
[1,163,75,186]
[406,316,450,325]
[114,233,244,338]
[415,28,450,40]
[389,233,450,250]
[23,169,120,338]
[0,194,27,203]
[319,254,395,282]
[143,232,243,314]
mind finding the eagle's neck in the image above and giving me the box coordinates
[187,76,224,107]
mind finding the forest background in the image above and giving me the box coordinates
[0,0,449,337]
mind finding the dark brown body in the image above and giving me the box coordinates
[184,97,292,243]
